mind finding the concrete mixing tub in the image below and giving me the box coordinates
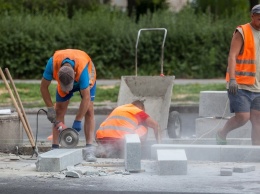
[0,112,23,151]
[117,75,175,138]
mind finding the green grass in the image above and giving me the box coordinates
[172,83,226,104]
[0,82,226,108]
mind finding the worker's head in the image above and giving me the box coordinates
[132,100,145,111]
[251,5,260,30]
[251,4,260,15]
[58,64,74,92]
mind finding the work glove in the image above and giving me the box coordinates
[228,78,238,95]
[47,107,56,123]
[72,120,82,132]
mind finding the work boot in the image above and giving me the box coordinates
[51,144,59,150]
[216,132,227,145]
[82,146,97,162]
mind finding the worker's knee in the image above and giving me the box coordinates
[234,113,250,125]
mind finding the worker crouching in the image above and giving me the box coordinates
[95,100,160,158]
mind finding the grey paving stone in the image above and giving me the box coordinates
[233,165,256,173]
[195,117,251,138]
[151,144,260,162]
[157,149,187,175]
[35,149,82,172]
[199,91,231,117]
[124,134,141,172]
[220,168,233,176]
[151,144,221,161]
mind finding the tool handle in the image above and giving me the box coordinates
[5,68,35,141]
[135,28,167,76]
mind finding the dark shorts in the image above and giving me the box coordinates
[56,81,96,102]
[228,89,260,113]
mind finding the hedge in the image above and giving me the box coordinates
[0,5,249,79]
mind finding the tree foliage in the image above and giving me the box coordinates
[191,0,249,17]
[0,0,253,79]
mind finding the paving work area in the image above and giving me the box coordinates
[1,78,260,193]
[1,143,260,194]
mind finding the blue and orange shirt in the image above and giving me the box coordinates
[43,49,96,97]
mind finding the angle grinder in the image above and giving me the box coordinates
[54,121,79,148]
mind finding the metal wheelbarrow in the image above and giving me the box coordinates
[117,28,182,140]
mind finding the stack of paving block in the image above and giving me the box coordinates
[196,91,251,139]
[124,134,187,175]
[151,144,260,163]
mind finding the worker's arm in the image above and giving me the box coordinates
[227,30,243,79]
[40,78,56,123]
[144,117,160,143]
[75,87,91,121]
[40,78,53,107]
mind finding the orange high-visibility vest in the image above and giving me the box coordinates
[96,104,148,139]
[226,23,256,85]
[52,49,96,97]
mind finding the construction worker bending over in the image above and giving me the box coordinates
[40,49,97,162]
[95,100,160,158]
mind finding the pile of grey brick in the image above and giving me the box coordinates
[220,165,255,176]
[196,91,251,139]
[35,134,189,176]
[124,134,187,175]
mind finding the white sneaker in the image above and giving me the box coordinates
[83,146,97,162]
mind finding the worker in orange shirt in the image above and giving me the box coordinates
[95,100,160,158]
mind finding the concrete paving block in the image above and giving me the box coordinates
[220,168,233,176]
[35,149,82,172]
[233,165,256,173]
[221,166,234,171]
[151,144,221,161]
[141,160,158,173]
[195,118,251,138]
[157,149,187,175]
[220,146,260,162]
[151,144,260,162]
[199,91,232,118]
[124,134,141,172]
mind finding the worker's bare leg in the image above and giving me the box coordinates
[84,101,95,144]
[218,112,249,140]
[52,100,69,146]
[83,101,96,162]
[250,109,260,145]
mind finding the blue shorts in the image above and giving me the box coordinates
[56,81,96,102]
[228,89,260,113]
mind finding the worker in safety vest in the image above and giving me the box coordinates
[40,49,97,162]
[95,100,160,158]
[217,5,260,145]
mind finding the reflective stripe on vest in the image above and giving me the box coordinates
[98,115,138,133]
[96,104,148,139]
[226,23,256,85]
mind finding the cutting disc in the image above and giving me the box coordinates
[59,128,79,148]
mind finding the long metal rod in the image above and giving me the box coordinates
[0,68,36,148]
[135,28,167,76]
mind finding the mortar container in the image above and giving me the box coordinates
[0,112,23,151]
